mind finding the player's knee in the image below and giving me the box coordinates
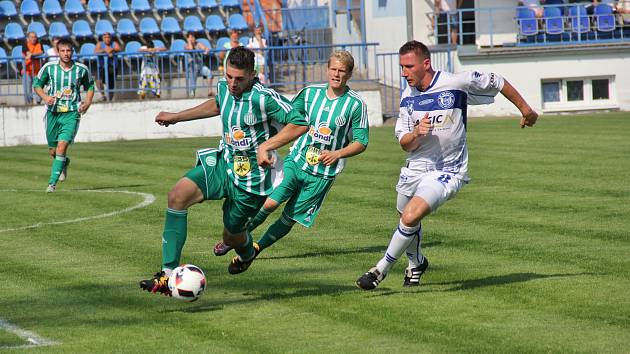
[167,187,192,209]
[400,211,422,228]
[223,230,245,247]
[263,198,279,212]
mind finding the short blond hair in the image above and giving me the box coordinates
[328,50,354,73]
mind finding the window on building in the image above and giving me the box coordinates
[592,79,610,100]
[542,81,561,103]
[567,80,584,101]
[540,77,615,111]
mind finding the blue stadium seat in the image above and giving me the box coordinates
[28,21,48,39]
[42,0,63,18]
[11,45,23,59]
[170,38,187,52]
[199,0,219,11]
[20,0,41,18]
[216,36,229,51]
[0,47,8,65]
[124,40,143,57]
[117,18,138,37]
[79,42,98,61]
[184,15,204,33]
[155,0,175,13]
[87,0,108,16]
[49,22,70,38]
[543,6,565,41]
[95,19,115,37]
[140,17,161,36]
[221,0,241,10]
[161,16,182,36]
[228,14,248,32]
[197,38,212,50]
[109,0,130,16]
[239,36,249,46]
[131,0,151,15]
[594,4,616,34]
[153,39,167,49]
[72,19,94,39]
[65,0,85,17]
[517,7,538,42]
[568,4,591,40]
[176,0,197,12]
[0,1,18,19]
[4,22,25,41]
[205,14,226,33]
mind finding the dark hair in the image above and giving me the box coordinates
[399,40,431,60]
[56,38,73,51]
[227,46,255,71]
[147,40,155,49]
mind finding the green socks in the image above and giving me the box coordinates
[48,155,66,185]
[235,232,256,261]
[247,207,272,232]
[162,208,188,270]
[257,213,295,250]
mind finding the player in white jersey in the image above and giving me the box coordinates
[356,40,538,290]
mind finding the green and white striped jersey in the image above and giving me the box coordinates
[289,84,369,178]
[215,78,307,196]
[33,61,94,113]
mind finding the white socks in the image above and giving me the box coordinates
[405,224,424,268]
[376,220,421,275]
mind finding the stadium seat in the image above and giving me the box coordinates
[124,40,143,57]
[49,22,70,38]
[221,0,241,11]
[5,22,26,41]
[215,36,229,52]
[131,0,151,15]
[64,0,86,17]
[569,5,590,37]
[170,38,187,52]
[117,18,138,37]
[87,0,108,16]
[0,1,18,19]
[197,38,212,50]
[95,19,115,37]
[543,6,565,41]
[79,42,98,61]
[0,47,8,65]
[228,14,248,32]
[153,39,167,49]
[109,0,130,16]
[205,14,226,33]
[20,0,41,18]
[184,15,204,33]
[42,0,63,18]
[155,0,175,13]
[140,17,161,37]
[594,4,616,37]
[28,21,48,39]
[11,45,23,59]
[239,36,249,46]
[161,16,182,36]
[199,0,219,11]
[72,20,94,40]
[517,7,539,43]
[176,0,197,12]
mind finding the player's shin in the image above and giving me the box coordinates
[376,221,420,274]
[256,212,295,250]
[405,224,425,268]
[234,231,256,261]
[162,208,188,269]
[48,155,66,185]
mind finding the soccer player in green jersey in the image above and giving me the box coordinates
[213,50,369,257]
[140,47,308,296]
[33,38,94,193]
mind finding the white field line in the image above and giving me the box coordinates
[0,189,156,234]
[0,319,59,348]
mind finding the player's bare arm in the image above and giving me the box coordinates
[400,113,431,152]
[78,90,94,114]
[34,87,56,105]
[500,79,538,128]
[256,124,309,168]
[155,99,220,126]
[319,141,366,166]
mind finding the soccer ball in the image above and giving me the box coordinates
[168,264,206,302]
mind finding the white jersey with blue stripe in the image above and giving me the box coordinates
[395,70,505,180]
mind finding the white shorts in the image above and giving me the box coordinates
[395,168,465,213]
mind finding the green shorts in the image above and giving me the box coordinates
[45,111,81,148]
[269,157,335,227]
[184,148,266,234]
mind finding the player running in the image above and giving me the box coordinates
[212,50,369,258]
[356,40,538,290]
[33,38,95,193]
[140,47,308,295]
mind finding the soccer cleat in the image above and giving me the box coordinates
[139,271,172,296]
[403,257,429,287]
[356,267,386,290]
[58,158,70,182]
[46,184,56,193]
[227,243,260,275]
[213,241,233,256]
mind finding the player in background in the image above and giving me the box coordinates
[212,50,369,257]
[356,40,538,290]
[33,38,94,193]
[140,47,308,296]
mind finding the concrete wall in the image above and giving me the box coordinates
[0,91,383,147]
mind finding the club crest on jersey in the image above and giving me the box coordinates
[306,146,321,165]
[309,123,333,145]
[334,115,346,127]
[243,110,256,125]
[437,91,455,109]
[229,126,251,150]
[205,155,216,167]
[233,155,251,176]
[405,100,414,116]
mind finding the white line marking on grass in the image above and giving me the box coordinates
[0,189,156,233]
[0,319,59,348]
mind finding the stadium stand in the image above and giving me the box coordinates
[117,18,138,38]
[20,0,41,19]
[594,4,616,38]
[4,23,25,42]
[184,15,204,33]
[49,22,70,38]
[205,14,226,33]
[65,0,86,18]
[87,0,108,16]
[517,7,539,43]
[176,0,197,13]
[131,0,152,16]
[569,4,591,40]
[42,0,63,18]
[197,37,212,50]
[155,0,175,14]
[27,21,48,39]
[228,13,249,31]
[95,19,115,37]
[199,0,219,12]
[140,17,161,37]
[110,0,131,17]
[239,36,249,46]
[0,47,8,64]
[0,1,18,19]
[222,0,242,11]
[79,42,98,61]
[72,20,94,40]
[161,16,182,36]
[543,6,566,42]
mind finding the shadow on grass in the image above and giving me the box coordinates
[261,241,442,260]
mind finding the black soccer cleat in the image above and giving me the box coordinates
[213,241,233,256]
[356,267,386,290]
[227,243,260,275]
[403,257,429,287]
[139,271,171,296]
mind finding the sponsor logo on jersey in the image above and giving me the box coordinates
[437,91,455,109]
[62,86,73,100]
[418,98,434,106]
[243,109,256,125]
[309,123,333,145]
[334,115,346,127]
[229,126,251,150]
[323,105,330,112]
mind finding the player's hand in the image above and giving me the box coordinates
[319,150,341,166]
[413,113,432,137]
[520,108,538,128]
[155,112,178,127]
[78,101,91,114]
[256,145,274,169]
[43,95,56,105]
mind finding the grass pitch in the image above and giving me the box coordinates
[0,112,629,353]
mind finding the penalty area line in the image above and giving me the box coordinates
[0,319,59,348]
[0,189,156,234]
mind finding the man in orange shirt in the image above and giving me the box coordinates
[22,31,44,105]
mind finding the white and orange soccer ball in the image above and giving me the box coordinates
[168,264,206,302]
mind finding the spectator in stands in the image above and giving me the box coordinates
[22,32,44,105]
[47,37,60,64]
[137,40,166,99]
[520,0,545,19]
[94,32,121,101]
[185,33,214,97]
[219,30,243,73]
[591,0,630,14]
[247,25,268,85]
[434,0,464,45]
